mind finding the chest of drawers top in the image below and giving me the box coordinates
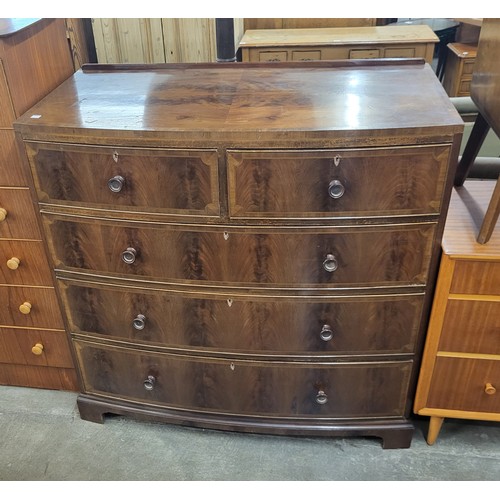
[14,60,462,148]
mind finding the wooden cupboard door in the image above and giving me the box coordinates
[427,357,500,414]
[0,285,64,329]
[0,188,41,239]
[27,143,220,217]
[0,327,73,368]
[227,146,450,219]
[0,240,54,286]
[60,279,424,355]
[438,299,500,355]
[75,340,413,418]
[45,216,435,287]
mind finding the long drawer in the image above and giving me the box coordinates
[26,143,220,217]
[438,299,500,355]
[426,357,500,414]
[60,278,424,355]
[75,340,413,418]
[227,146,450,219]
[44,215,436,287]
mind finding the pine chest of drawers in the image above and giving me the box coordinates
[14,60,463,448]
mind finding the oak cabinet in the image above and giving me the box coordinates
[0,18,77,391]
[414,180,500,444]
[14,59,462,448]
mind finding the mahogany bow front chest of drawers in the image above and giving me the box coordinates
[14,60,463,449]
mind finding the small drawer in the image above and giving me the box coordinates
[0,188,41,239]
[26,143,220,218]
[0,285,64,329]
[0,327,74,368]
[349,49,381,59]
[227,146,450,219]
[0,240,54,286]
[439,299,500,355]
[450,260,500,295]
[384,47,416,58]
[0,364,78,391]
[462,59,476,76]
[46,215,435,288]
[60,278,424,355]
[75,340,412,418]
[291,50,321,61]
[459,79,471,94]
[427,357,500,414]
[258,51,288,62]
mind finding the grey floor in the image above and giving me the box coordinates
[0,385,499,482]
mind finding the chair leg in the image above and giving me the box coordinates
[454,113,490,186]
[477,176,500,244]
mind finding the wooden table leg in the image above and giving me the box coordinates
[454,113,491,186]
[427,416,445,445]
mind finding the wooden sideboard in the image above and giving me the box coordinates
[239,26,438,63]
[414,180,500,444]
[0,18,78,390]
[442,43,477,97]
[14,60,462,448]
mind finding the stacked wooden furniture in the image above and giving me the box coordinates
[414,180,500,444]
[442,43,477,97]
[14,59,462,449]
[0,19,78,390]
[239,26,438,63]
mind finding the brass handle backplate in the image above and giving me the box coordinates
[323,254,338,273]
[133,314,146,330]
[108,175,125,193]
[143,375,156,391]
[328,180,345,199]
[122,247,137,264]
[320,324,333,342]
[316,390,328,405]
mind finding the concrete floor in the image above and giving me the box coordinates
[0,385,499,482]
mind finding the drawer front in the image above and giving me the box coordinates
[0,129,29,186]
[384,47,416,58]
[75,341,412,418]
[439,299,500,355]
[0,364,78,391]
[227,146,450,219]
[0,327,73,368]
[27,143,220,217]
[349,49,381,59]
[427,357,500,414]
[291,50,321,61]
[459,79,471,94]
[258,51,288,62]
[462,60,475,76]
[61,280,424,354]
[0,285,64,329]
[450,261,500,295]
[0,188,41,239]
[46,217,435,287]
[0,240,54,286]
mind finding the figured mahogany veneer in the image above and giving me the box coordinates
[14,60,463,448]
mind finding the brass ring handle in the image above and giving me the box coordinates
[323,254,338,273]
[320,324,333,342]
[316,390,328,405]
[122,247,137,264]
[143,375,156,391]
[328,180,345,199]
[7,257,20,270]
[31,343,44,356]
[485,383,496,395]
[133,314,146,330]
[108,175,125,193]
[19,302,32,314]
